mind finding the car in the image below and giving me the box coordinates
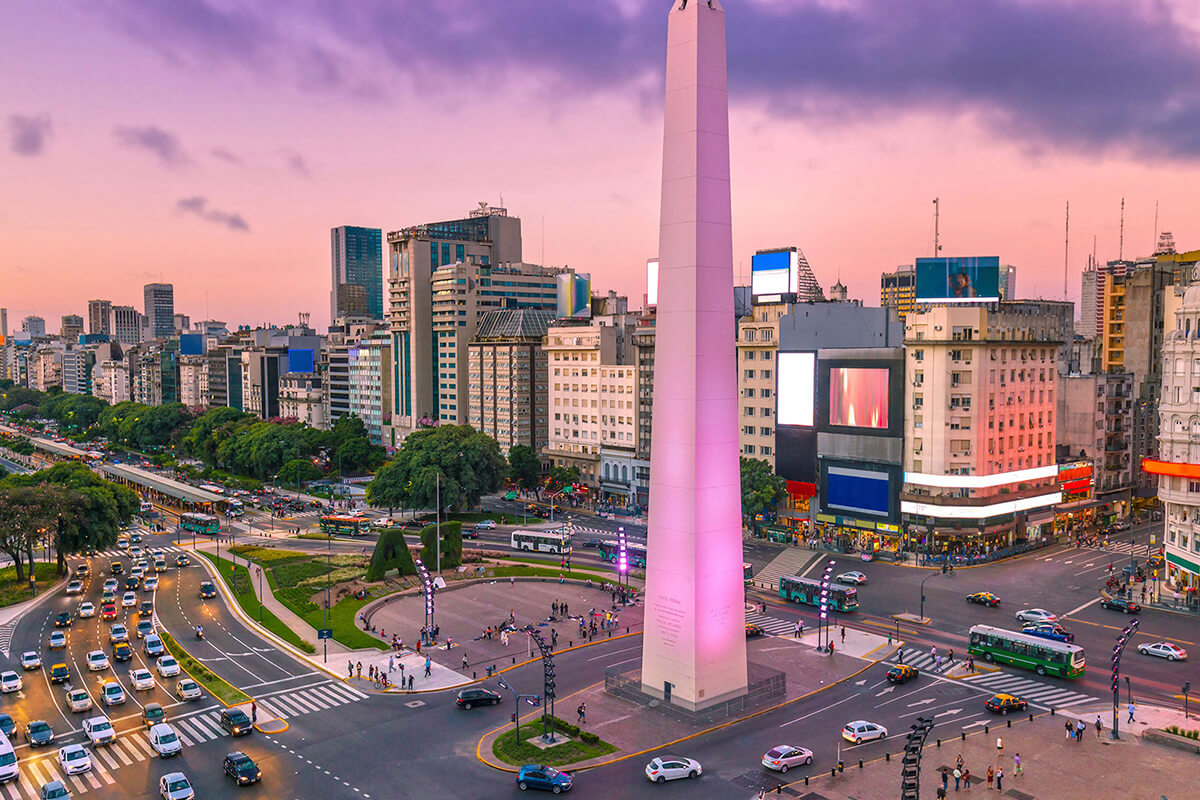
[159,772,194,800]
[0,713,14,738]
[835,571,867,585]
[886,664,919,684]
[144,635,165,658]
[645,755,702,782]
[154,558,168,573]
[745,623,765,637]
[109,561,123,575]
[583,538,601,548]
[49,664,69,683]
[131,669,155,691]
[223,751,262,785]
[65,581,84,595]
[966,592,1001,607]
[1112,520,1132,532]
[101,682,125,706]
[57,744,91,775]
[149,723,182,758]
[456,688,503,708]
[48,631,67,649]
[110,624,128,643]
[78,602,96,618]
[38,781,69,800]
[82,716,116,746]
[1138,642,1189,661]
[121,592,137,608]
[157,656,181,678]
[476,519,497,530]
[101,603,117,620]
[129,546,143,559]
[0,673,21,694]
[66,689,92,713]
[74,563,89,577]
[142,703,166,727]
[130,534,143,544]
[199,582,217,599]
[841,720,888,744]
[125,577,141,592]
[175,554,190,567]
[100,589,116,605]
[25,720,54,747]
[985,693,1027,714]
[112,640,134,661]
[219,708,252,736]
[1147,554,1165,569]
[86,650,109,671]
[175,679,201,701]
[135,559,149,573]
[1022,623,1075,643]
[103,577,118,591]
[21,651,41,671]
[136,620,155,639]
[370,517,395,529]
[138,600,154,617]
[1100,598,1141,614]
[1014,608,1057,624]
[143,577,159,592]
[54,612,72,628]
[516,764,572,793]
[761,745,813,772]
[117,538,129,549]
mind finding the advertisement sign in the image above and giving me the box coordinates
[646,259,659,307]
[287,348,315,374]
[777,352,816,427]
[915,256,1000,303]
[557,272,592,319]
[750,249,798,298]
[828,367,889,429]
[826,466,890,517]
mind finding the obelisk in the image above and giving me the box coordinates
[640,0,747,711]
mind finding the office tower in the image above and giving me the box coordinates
[0,308,7,338]
[21,316,46,337]
[143,283,175,339]
[174,313,191,334]
[331,226,384,322]
[467,308,555,456]
[998,264,1018,300]
[60,315,84,340]
[111,306,143,345]
[88,300,112,336]
[880,265,916,318]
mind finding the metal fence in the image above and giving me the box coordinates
[604,661,786,725]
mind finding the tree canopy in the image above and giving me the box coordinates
[277,458,323,486]
[367,425,507,512]
[740,456,787,527]
[507,445,541,491]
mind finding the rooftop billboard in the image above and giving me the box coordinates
[915,256,1000,303]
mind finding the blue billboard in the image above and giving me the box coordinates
[751,249,795,297]
[179,334,204,355]
[288,348,315,374]
[826,466,890,517]
[915,256,1000,303]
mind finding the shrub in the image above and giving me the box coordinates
[420,521,462,569]
[366,528,416,581]
[579,731,599,745]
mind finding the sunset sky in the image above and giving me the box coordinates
[4,0,1200,331]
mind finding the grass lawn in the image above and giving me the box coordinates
[0,563,62,607]
[160,630,251,706]
[197,552,317,654]
[492,719,617,767]
[301,593,385,651]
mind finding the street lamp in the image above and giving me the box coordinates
[617,526,628,605]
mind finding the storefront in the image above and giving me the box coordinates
[813,513,902,555]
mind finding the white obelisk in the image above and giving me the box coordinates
[640,0,747,711]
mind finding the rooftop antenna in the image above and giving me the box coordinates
[932,197,942,256]
[1152,199,1159,253]
[1064,201,1070,301]
[1118,197,1125,260]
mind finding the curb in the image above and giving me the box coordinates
[0,572,68,629]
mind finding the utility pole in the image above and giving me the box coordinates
[1064,201,1070,300]
[435,471,441,576]
[932,197,941,257]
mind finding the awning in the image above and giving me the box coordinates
[1026,511,1055,525]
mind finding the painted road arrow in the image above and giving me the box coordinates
[934,708,964,718]
[907,698,935,707]
[855,679,867,686]
[875,687,895,696]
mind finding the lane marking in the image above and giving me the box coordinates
[1062,597,1102,618]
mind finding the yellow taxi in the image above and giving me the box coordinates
[984,693,1028,714]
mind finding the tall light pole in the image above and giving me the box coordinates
[435,472,441,576]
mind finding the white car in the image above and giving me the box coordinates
[0,672,21,693]
[143,577,159,592]
[82,716,116,746]
[66,580,84,595]
[157,656,181,678]
[645,755,702,782]
[842,720,888,744]
[121,592,137,608]
[57,744,91,775]
[78,602,96,618]
[159,771,194,800]
[835,571,867,585]
[1014,608,1058,624]
[175,678,201,701]
[761,745,814,772]
[101,682,125,706]
[110,624,128,643]
[49,631,67,650]
[129,546,143,559]
[1138,641,1189,661]
[66,689,92,713]
[149,724,182,758]
[131,669,155,691]
[21,651,41,670]
[86,651,109,672]
[103,579,118,593]
[476,519,497,530]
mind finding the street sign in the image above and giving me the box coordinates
[317,629,333,640]
[1150,535,1156,544]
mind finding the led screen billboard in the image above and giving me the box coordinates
[750,250,798,298]
[826,466,890,517]
[828,367,889,429]
[557,273,591,319]
[179,334,204,356]
[914,256,1000,303]
[646,259,659,307]
[776,352,816,427]
[287,348,315,374]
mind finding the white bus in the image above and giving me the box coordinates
[511,529,572,554]
[198,484,225,495]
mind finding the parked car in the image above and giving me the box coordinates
[1138,642,1188,661]
[516,764,572,793]
[761,745,813,772]
[644,755,702,782]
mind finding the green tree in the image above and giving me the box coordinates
[419,521,462,570]
[182,407,253,463]
[367,426,506,512]
[276,458,322,487]
[508,445,541,491]
[0,484,67,580]
[547,465,581,492]
[365,528,416,581]
[740,456,787,530]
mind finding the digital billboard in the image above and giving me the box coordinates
[287,348,315,374]
[914,256,1000,303]
[826,466,890,517]
[750,249,799,299]
[179,333,204,356]
[557,273,591,319]
[776,352,816,427]
[646,259,659,307]
[828,367,889,429]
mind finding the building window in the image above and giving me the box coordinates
[744,370,756,379]
[744,445,756,455]
[745,329,756,342]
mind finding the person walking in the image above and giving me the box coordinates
[995,767,1003,792]
[941,769,949,793]
[356,661,362,679]
[841,626,846,645]
[577,703,586,725]
[1065,720,1074,740]
[955,754,964,773]
[931,645,938,661]
[1127,700,1136,723]
[1076,719,1086,743]
[347,660,354,679]
[794,620,802,638]
[424,657,432,677]
[407,674,414,690]
[388,655,394,673]
[462,653,469,670]
[251,701,257,725]
[995,736,1003,756]
[1013,753,1021,777]
[1095,715,1103,739]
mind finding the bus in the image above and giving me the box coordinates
[198,483,225,495]
[511,530,572,554]
[744,562,754,586]
[139,501,154,516]
[597,540,647,569]
[778,575,859,612]
[179,513,220,535]
[967,625,1085,679]
[319,515,369,536]
[226,499,244,517]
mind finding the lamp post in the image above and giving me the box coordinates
[435,472,441,576]
[617,526,628,605]
[323,517,331,663]
[416,558,435,641]
[497,678,541,746]
[818,559,835,652]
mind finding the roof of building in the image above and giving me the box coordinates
[473,309,558,341]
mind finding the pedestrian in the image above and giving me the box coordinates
[996,736,1002,755]
[757,790,765,800]
[347,660,354,679]
[828,640,835,656]
[941,768,949,792]
[1013,753,1021,777]
[415,638,421,654]
[356,661,362,679]
[1076,719,1085,742]
[1065,720,1073,740]
[841,626,846,644]
[936,654,943,670]
[368,665,375,681]
[961,767,970,790]
[985,766,993,791]
[931,645,938,660]
[408,674,414,690]
[577,703,586,724]
[1095,715,1103,739]
[1127,700,1136,723]
[995,767,1003,792]
[251,701,257,724]
[955,754,963,772]
[953,767,962,790]
[794,621,801,638]
[424,657,431,677]
[462,653,469,670]
[967,655,974,672]
[948,648,954,663]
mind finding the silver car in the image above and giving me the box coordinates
[645,755,702,782]
[761,745,813,772]
[1014,608,1057,624]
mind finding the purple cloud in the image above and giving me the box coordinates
[210,147,242,164]
[114,125,191,168]
[285,153,311,177]
[176,196,250,231]
[7,114,53,156]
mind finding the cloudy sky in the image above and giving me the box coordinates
[4,0,1200,330]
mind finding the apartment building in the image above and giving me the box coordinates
[736,303,783,466]
[880,265,916,318]
[1057,372,1134,504]
[467,309,554,457]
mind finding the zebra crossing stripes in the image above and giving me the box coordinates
[0,621,17,659]
[255,681,369,720]
[744,611,798,637]
[961,670,1099,708]
[892,648,957,674]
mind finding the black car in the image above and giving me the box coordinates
[139,601,155,617]
[224,751,262,785]
[966,592,1001,607]
[199,582,217,599]
[0,713,15,738]
[125,577,140,591]
[110,561,124,575]
[583,539,602,549]
[141,703,165,727]
[456,688,503,709]
[54,612,72,628]
[1100,598,1141,614]
[24,720,54,747]
[219,708,252,736]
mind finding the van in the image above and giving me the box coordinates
[0,735,18,783]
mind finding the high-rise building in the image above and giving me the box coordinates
[60,315,84,340]
[331,226,384,322]
[111,306,143,345]
[998,264,1018,300]
[1057,372,1133,502]
[736,303,785,467]
[346,330,392,445]
[21,316,46,337]
[631,310,656,508]
[61,347,95,394]
[467,308,555,457]
[143,283,175,340]
[174,313,191,334]
[94,359,130,404]
[178,354,209,408]
[88,300,112,337]
[880,265,916,318]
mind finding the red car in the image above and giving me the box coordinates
[100,603,118,621]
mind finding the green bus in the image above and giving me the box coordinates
[319,515,369,536]
[597,540,647,569]
[967,625,1085,679]
[778,575,859,612]
[179,512,220,535]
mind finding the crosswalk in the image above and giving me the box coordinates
[0,681,367,798]
[960,669,1100,709]
[891,647,958,674]
[744,611,797,636]
[1070,539,1152,558]
[88,544,191,560]
[0,622,16,659]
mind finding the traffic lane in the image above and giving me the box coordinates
[5,602,76,741]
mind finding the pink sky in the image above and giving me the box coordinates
[3,1,1199,331]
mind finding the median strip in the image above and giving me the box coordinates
[159,629,251,707]
[197,551,317,654]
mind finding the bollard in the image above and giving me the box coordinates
[1050,707,1055,716]
[858,760,863,769]
[512,657,516,664]
[886,752,890,762]
[473,671,477,679]
[961,732,966,741]
[1028,714,1034,722]
[937,738,941,747]
[804,776,809,786]
[984,725,989,734]
[831,768,836,778]
[1007,719,1011,728]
